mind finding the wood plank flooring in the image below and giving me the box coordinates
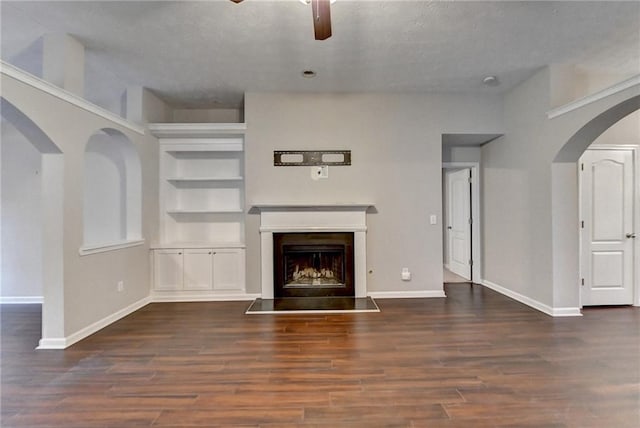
[2,284,639,427]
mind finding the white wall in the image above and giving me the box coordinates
[244,92,503,295]
[1,71,159,341]
[1,119,43,299]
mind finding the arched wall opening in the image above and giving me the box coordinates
[82,128,141,250]
[0,98,64,345]
[551,95,640,309]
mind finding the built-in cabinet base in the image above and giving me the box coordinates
[151,246,246,295]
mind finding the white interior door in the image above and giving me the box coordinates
[580,149,635,306]
[446,168,471,280]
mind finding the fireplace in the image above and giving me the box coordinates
[252,203,372,299]
[274,232,354,298]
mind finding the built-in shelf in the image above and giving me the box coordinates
[152,123,246,289]
[148,122,246,138]
[167,176,243,182]
[167,209,244,215]
[166,145,243,153]
[151,242,246,250]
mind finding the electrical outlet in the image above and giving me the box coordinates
[117,281,124,292]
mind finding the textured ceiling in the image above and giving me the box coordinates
[2,1,639,109]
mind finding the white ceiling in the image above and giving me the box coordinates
[2,1,639,110]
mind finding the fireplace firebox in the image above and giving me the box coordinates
[273,232,354,298]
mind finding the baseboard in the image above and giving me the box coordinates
[37,295,153,350]
[368,290,446,299]
[152,293,261,302]
[0,296,44,304]
[551,307,583,317]
[36,338,66,350]
[481,280,582,317]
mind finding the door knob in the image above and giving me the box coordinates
[626,233,636,239]
[447,226,452,230]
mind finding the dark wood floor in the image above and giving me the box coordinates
[2,284,639,427]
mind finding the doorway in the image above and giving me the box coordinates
[579,146,636,306]
[442,162,481,283]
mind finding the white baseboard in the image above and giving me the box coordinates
[368,290,446,299]
[551,306,583,317]
[481,280,582,317]
[0,296,44,304]
[152,293,261,302]
[37,296,153,350]
[36,338,66,350]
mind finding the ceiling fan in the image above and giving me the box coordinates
[231,0,332,40]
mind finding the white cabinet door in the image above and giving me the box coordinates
[154,250,184,290]
[213,249,245,291]
[183,249,213,291]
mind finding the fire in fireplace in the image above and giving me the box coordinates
[273,232,354,297]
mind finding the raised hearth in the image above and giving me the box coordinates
[245,297,379,314]
[251,203,373,299]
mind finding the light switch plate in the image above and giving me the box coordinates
[430,214,437,225]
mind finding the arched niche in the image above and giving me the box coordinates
[551,94,640,309]
[0,97,64,346]
[82,128,141,250]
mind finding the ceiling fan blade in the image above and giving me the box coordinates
[311,0,332,40]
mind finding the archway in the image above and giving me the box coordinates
[551,95,640,310]
[1,98,65,347]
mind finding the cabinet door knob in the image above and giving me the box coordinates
[209,252,212,255]
[178,252,182,255]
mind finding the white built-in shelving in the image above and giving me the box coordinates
[148,123,248,298]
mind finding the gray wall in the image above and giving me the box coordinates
[482,69,555,305]
[442,146,482,163]
[244,92,503,295]
[482,67,640,310]
[2,72,159,339]
[1,119,43,299]
[591,110,640,146]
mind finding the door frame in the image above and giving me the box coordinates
[443,162,482,282]
[578,144,639,307]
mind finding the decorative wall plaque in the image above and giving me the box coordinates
[274,150,351,166]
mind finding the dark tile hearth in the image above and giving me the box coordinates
[245,296,379,314]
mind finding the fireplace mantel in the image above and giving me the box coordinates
[253,203,374,299]
[250,203,374,212]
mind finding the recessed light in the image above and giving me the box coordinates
[483,75,500,87]
[302,70,317,78]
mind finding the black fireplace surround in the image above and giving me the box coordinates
[273,232,355,298]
